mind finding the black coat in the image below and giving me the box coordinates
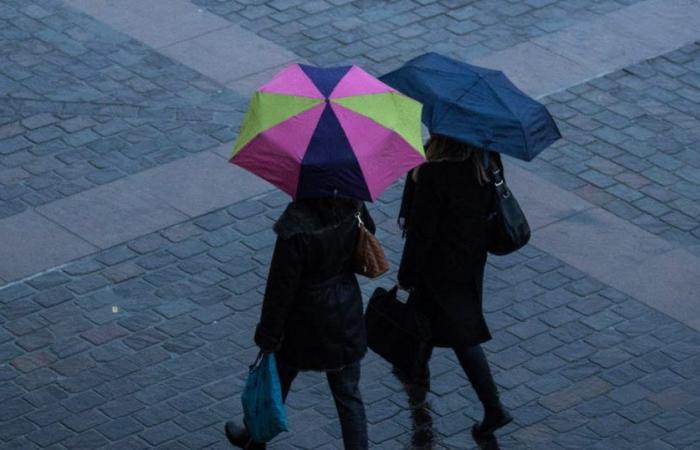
[398,160,498,348]
[254,199,375,371]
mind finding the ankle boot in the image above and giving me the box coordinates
[224,421,266,449]
[471,400,513,440]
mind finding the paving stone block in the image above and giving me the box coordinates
[26,421,74,447]
[81,322,128,346]
[97,416,145,441]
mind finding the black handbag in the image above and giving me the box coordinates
[365,287,432,380]
[486,165,531,255]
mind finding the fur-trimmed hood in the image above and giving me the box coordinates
[273,199,362,239]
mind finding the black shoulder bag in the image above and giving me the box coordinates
[365,286,432,381]
[484,157,531,255]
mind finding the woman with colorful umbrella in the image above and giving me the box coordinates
[225,63,424,449]
[380,53,561,442]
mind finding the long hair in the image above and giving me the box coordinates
[413,134,491,185]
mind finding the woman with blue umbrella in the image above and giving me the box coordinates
[380,52,561,441]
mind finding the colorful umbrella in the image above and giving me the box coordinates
[231,64,424,201]
[380,52,561,161]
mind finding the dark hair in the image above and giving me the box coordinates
[414,134,492,185]
[298,196,361,224]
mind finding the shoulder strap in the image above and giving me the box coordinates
[481,152,505,187]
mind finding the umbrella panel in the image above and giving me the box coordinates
[296,103,371,200]
[232,104,325,197]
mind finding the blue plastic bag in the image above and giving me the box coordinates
[241,352,288,442]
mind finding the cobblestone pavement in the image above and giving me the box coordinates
[191,0,645,74]
[2,0,700,448]
[187,0,700,255]
[0,0,246,219]
[533,42,700,253]
[1,184,699,449]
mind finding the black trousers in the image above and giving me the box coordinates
[418,344,499,410]
[277,361,368,450]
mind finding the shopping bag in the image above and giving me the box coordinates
[241,352,288,442]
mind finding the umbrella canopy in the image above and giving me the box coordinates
[231,64,424,201]
[379,52,561,161]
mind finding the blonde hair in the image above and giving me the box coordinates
[413,134,491,184]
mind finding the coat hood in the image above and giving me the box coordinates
[274,199,361,239]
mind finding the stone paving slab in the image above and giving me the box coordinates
[191,0,650,75]
[533,0,700,74]
[474,0,700,98]
[533,207,700,331]
[504,162,592,231]
[161,25,299,87]
[0,210,96,282]
[1,188,698,449]
[0,143,271,284]
[36,182,189,249]
[120,148,273,218]
[531,43,700,254]
[0,0,248,220]
[65,0,300,91]
[64,0,231,49]
[475,42,591,100]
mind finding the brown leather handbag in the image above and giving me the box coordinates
[352,211,389,278]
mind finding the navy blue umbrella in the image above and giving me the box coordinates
[379,52,561,161]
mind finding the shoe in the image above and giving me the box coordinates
[471,409,513,440]
[224,421,266,449]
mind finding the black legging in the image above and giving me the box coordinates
[453,345,500,412]
[277,361,368,450]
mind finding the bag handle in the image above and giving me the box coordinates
[249,350,265,372]
[355,210,365,229]
[482,152,509,198]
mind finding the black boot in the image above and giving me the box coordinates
[454,345,513,440]
[224,421,266,450]
[471,402,513,440]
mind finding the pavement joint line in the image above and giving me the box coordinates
[155,23,234,52]
[33,207,98,248]
[0,260,73,292]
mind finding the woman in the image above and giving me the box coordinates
[226,197,375,450]
[397,134,512,440]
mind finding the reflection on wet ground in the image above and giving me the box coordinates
[402,380,502,450]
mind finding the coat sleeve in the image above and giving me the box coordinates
[254,235,305,351]
[398,169,416,234]
[398,165,442,288]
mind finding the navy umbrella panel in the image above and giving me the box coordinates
[380,52,562,161]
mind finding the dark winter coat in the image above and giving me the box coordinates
[398,160,498,348]
[254,199,375,371]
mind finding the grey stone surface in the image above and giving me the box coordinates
[36,182,188,248]
[1,0,699,447]
[109,149,273,218]
[64,0,231,49]
[0,210,96,281]
[1,189,699,448]
[0,0,247,220]
[190,0,649,76]
[534,43,700,251]
[160,25,299,86]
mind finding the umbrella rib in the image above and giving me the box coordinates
[481,77,530,156]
